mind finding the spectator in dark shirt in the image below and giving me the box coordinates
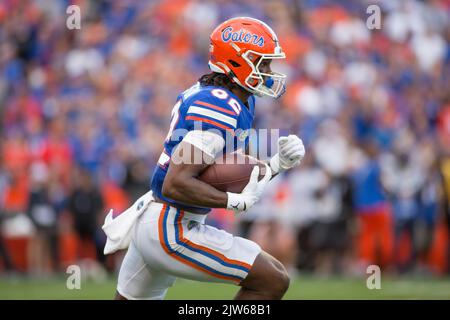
[68,168,104,266]
[27,162,60,274]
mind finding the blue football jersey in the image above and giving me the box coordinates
[150,83,256,214]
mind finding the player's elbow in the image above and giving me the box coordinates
[162,176,185,201]
[161,179,175,200]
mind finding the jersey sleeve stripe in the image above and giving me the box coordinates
[194,100,236,116]
[157,149,171,169]
[187,106,237,128]
[185,115,235,132]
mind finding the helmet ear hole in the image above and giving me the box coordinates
[228,60,241,67]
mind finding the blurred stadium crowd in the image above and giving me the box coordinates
[0,0,449,278]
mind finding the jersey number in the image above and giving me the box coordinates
[165,99,182,142]
[159,89,241,168]
[211,89,242,115]
[158,100,181,168]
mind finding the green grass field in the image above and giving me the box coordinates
[0,274,449,300]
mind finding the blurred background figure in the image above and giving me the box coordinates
[0,153,17,273]
[27,162,61,276]
[0,0,448,279]
[415,140,445,273]
[284,152,350,275]
[309,120,354,275]
[439,146,450,275]
[380,128,426,272]
[67,168,105,270]
[241,177,298,277]
[351,140,394,272]
[122,157,152,203]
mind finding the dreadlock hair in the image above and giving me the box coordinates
[198,72,241,92]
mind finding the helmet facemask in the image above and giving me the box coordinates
[241,49,287,99]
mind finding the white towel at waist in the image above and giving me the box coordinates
[102,190,154,255]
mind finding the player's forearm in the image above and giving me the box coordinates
[162,176,228,209]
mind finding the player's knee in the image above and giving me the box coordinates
[267,262,290,298]
[244,252,290,298]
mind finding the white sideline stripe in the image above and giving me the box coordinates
[187,106,237,128]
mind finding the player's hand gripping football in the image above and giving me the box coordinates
[269,135,305,174]
[226,164,272,213]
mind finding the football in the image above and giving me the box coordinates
[198,153,269,193]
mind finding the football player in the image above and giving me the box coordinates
[115,17,305,300]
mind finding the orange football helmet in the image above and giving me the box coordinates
[208,17,286,99]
